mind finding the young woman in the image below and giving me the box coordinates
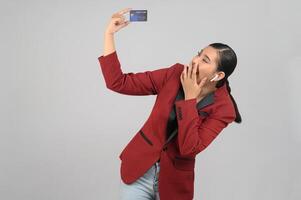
[98,8,242,200]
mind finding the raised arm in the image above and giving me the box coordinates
[98,8,177,95]
[98,51,178,95]
[103,8,131,56]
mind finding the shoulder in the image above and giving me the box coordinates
[162,62,184,82]
[168,62,185,78]
[175,62,185,71]
[211,85,236,123]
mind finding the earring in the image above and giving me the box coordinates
[210,74,219,82]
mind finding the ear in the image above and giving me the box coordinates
[216,71,225,81]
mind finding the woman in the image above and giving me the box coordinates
[98,8,242,200]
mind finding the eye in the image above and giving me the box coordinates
[202,59,208,63]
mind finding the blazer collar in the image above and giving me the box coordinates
[175,84,215,110]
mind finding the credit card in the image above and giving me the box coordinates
[130,10,147,22]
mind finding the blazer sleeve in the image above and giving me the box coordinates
[174,98,236,157]
[98,50,178,95]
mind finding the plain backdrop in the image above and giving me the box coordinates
[1,0,300,199]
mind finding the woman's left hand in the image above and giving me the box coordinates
[180,62,209,101]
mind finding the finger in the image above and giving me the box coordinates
[183,65,187,79]
[180,72,183,83]
[180,69,184,83]
[188,61,192,68]
[185,65,189,79]
[188,62,192,78]
[198,77,207,88]
[188,64,193,79]
[112,13,125,22]
[119,20,130,28]
[190,62,195,79]
[112,13,122,18]
[121,14,126,21]
[119,17,126,24]
[192,63,197,82]
[118,7,132,15]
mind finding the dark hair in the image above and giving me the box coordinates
[208,42,242,123]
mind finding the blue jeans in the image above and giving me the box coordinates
[119,161,160,200]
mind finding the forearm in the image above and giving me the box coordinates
[174,98,201,156]
[103,31,116,56]
[174,98,234,157]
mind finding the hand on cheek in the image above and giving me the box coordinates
[180,64,208,101]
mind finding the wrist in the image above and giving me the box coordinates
[104,30,114,36]
[184,95,197,101]
[197,94,205,100]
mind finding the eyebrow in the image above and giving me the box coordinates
[199,49,211,62]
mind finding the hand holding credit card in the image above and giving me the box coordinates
[119,9,147,23]
[105,8,147,35]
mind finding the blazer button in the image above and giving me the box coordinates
[163,146,167,151]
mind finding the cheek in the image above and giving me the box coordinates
[196,65,214,82]
[197,68,210,79]
[198,64,216,75]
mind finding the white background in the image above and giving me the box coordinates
[1,0,300,199]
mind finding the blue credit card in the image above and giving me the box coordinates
[130,10,147,22]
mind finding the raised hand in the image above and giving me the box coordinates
[105,8,132,35]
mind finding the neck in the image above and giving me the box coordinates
[196,82,217,103]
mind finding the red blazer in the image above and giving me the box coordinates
[98,51,236,200]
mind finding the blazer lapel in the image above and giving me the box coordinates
[163,85,215,146]
[176,84,215,108]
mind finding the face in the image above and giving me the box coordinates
[191,46,224,85]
